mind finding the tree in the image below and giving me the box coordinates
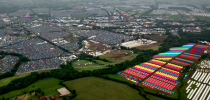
[112,46,115,50]
[41,91,45,96]
[36,88,41,93]
[72,89,76,94]
[121,39,125,43]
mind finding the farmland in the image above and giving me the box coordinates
[99,50,138,63]
[170,15,183,20]
[71,13,92,19]
[136,43,162,50]
[196,16,210,22]
[146,35,168,42]
[0,78,62,98]
[103,74,136,84]
[0,73,31,87]
[64,77,145,100]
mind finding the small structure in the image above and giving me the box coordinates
[50,95,55,100]
[129,16,133,19]
[24,14,31,18]
[56,98,63,100]
[57,87,71,96]
[37,96,47,100]
[91,23,96,25]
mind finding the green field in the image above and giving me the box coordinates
[103,74,136,84]
[148,46,161,50]
[18,35,33,38]
[146,35,168,42]
[137,43,161,50]
[72,60,101,67]
[95,60,110,65]
[136,9,150,16]
[121,53,138,61]
[74,66,109,72]
[0,78,62,98]
[64,77,145,100]
[170,15,182,20]
[71,13,91,19]
[118,7,133,12]
[196,16,210,22]
[0,73,31,87]
[146,94,167,100]
[100,52,138,63]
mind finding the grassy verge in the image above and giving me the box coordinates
[170,15,182,20]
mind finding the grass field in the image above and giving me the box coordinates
[136,9,150,16]
[149,46,161,50]
[136,35,164,50]
[100,50,138,63]
[118,7,133,12]
[72,60,101,67]
[103,74,136,84]
[170,15,182,20]
[146,35,168,42]
[0,73,31,87]
[183,15,196,20]
[179,76,190,100]
[95,60,110,65]
[196,16,210,22]
[0,78,62,98]
[74,66,109,72]
[19,35,34,38]
[146,94,167,100]
[64,77,145,100]
[71,13,91,19]
[136,43,161,50]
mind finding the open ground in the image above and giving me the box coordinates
[64,77,145,100]
[99,50,138,62]
[0,78,62,99]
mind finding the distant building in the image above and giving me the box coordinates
[57,87,71,96]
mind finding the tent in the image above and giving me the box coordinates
[24,15,31,18]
